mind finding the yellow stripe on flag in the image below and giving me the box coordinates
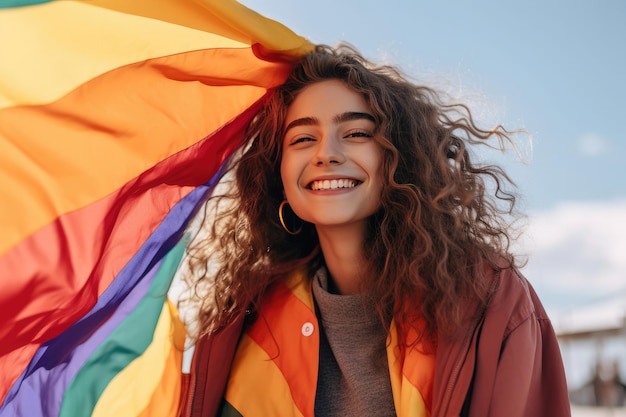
[92,299,186,417]
[0,1,248,109]
[86,0,312,56]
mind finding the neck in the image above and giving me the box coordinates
[315,222,368,295]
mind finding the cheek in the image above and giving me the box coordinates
[368,148,385,185]
[369,155,386,203]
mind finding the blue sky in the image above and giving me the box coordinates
[242,0,626,312]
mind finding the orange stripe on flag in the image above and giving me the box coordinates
[0,47,291,255]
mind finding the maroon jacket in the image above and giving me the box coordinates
[179,266,571,416]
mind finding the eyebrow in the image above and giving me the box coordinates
[284,111,376,134]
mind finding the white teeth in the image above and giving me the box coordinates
[310,179,357,191]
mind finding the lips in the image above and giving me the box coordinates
[308,178,359,191]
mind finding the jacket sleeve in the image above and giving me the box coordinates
[468,275,571,417]
[488,314,570,416]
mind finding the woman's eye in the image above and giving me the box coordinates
[345,130,372,139]
[291,136,315,145]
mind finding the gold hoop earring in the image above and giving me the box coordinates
[278,200,302,235]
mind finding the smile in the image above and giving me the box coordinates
[309,178,359,191]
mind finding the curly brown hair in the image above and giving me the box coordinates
[186,44,522,346]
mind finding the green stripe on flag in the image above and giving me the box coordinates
[59,238,188,417]
[0,0,52,9]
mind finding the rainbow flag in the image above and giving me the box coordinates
[0,1,312,415]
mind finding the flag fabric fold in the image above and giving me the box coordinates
[0,0,313,415]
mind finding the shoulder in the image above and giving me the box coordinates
[480,261,551,339]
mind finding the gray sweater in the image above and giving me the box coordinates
[312,268,396,417]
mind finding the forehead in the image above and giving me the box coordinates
[285,79,370,121]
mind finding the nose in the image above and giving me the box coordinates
[313,134,345,166]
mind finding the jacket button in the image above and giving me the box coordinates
[301,322,314,337]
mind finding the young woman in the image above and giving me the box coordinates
[180,45,570,417]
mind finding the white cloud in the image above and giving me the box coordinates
[577,133,610,157]
[516,200,626,312]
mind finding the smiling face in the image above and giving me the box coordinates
[280,79,384,233]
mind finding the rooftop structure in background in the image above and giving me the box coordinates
[554,295,626,341]
[553,295,626,408]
